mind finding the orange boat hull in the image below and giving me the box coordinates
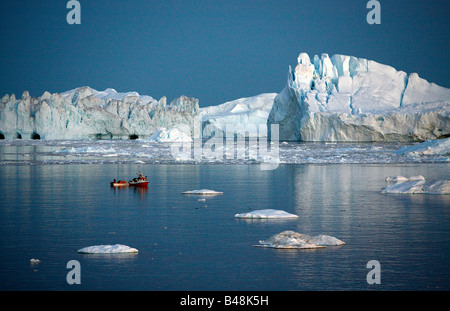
[129,181,149,187]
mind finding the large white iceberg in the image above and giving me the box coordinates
[0,87,199,140]
[77,244,139,254]
[0,86,275,141]
[234,209,298,219]
[268,53,450,142]
[257,230,345,249]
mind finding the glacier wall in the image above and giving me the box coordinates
[1,53,449,142]
[0,87,199,140]
[268,53,450,142]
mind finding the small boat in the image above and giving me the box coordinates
[128,171,149,187]
[110,180,129,187]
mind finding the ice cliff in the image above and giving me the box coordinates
[0,87,199,140]
[1,53,449,141]
[268,53,450,142]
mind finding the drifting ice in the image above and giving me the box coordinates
[382,176,450,194]
[234,209,298,219]
[257,230,345,249]
[395,137,450,156]
[77,244,139,254]
[182,189,223,195]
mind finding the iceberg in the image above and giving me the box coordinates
[200,93,277,137]
[234,209,298,219]
[268,53,450,142]
[182,189,223,195]
[0,87,199,140]
[77,244,139,254]
[256,230,345,249]
[0,86,276,141]
[2,53,449,143]
[382,176,450,194]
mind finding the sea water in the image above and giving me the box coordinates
[0,141,449,290]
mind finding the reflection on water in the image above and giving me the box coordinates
[78,253,139,262]
[110,186,149,201]
[0,163,449,290]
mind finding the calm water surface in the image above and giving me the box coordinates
[0,163,449,290]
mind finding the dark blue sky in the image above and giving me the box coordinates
[0,0,449,107]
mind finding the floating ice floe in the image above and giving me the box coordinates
[30,258,41,264]
[395,138,450,156]
[382,176,450,194]
[235,209,298,219]
[256,230,345,249]
[57,146,116,154]
[182,189,223,195]
[77,244,139,254]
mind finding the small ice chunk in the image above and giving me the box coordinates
[77,244,139,254]
[256,230,345,249]
[182,189,223,195]
[30,259,41,263]
[234,209,298,219]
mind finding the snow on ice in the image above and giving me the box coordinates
[382,176,450,194]
[234,209,298,219]
[256,230,345,249]
[77,244,139,254]
[182,189,224,195]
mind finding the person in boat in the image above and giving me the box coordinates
[113,179,116,183]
